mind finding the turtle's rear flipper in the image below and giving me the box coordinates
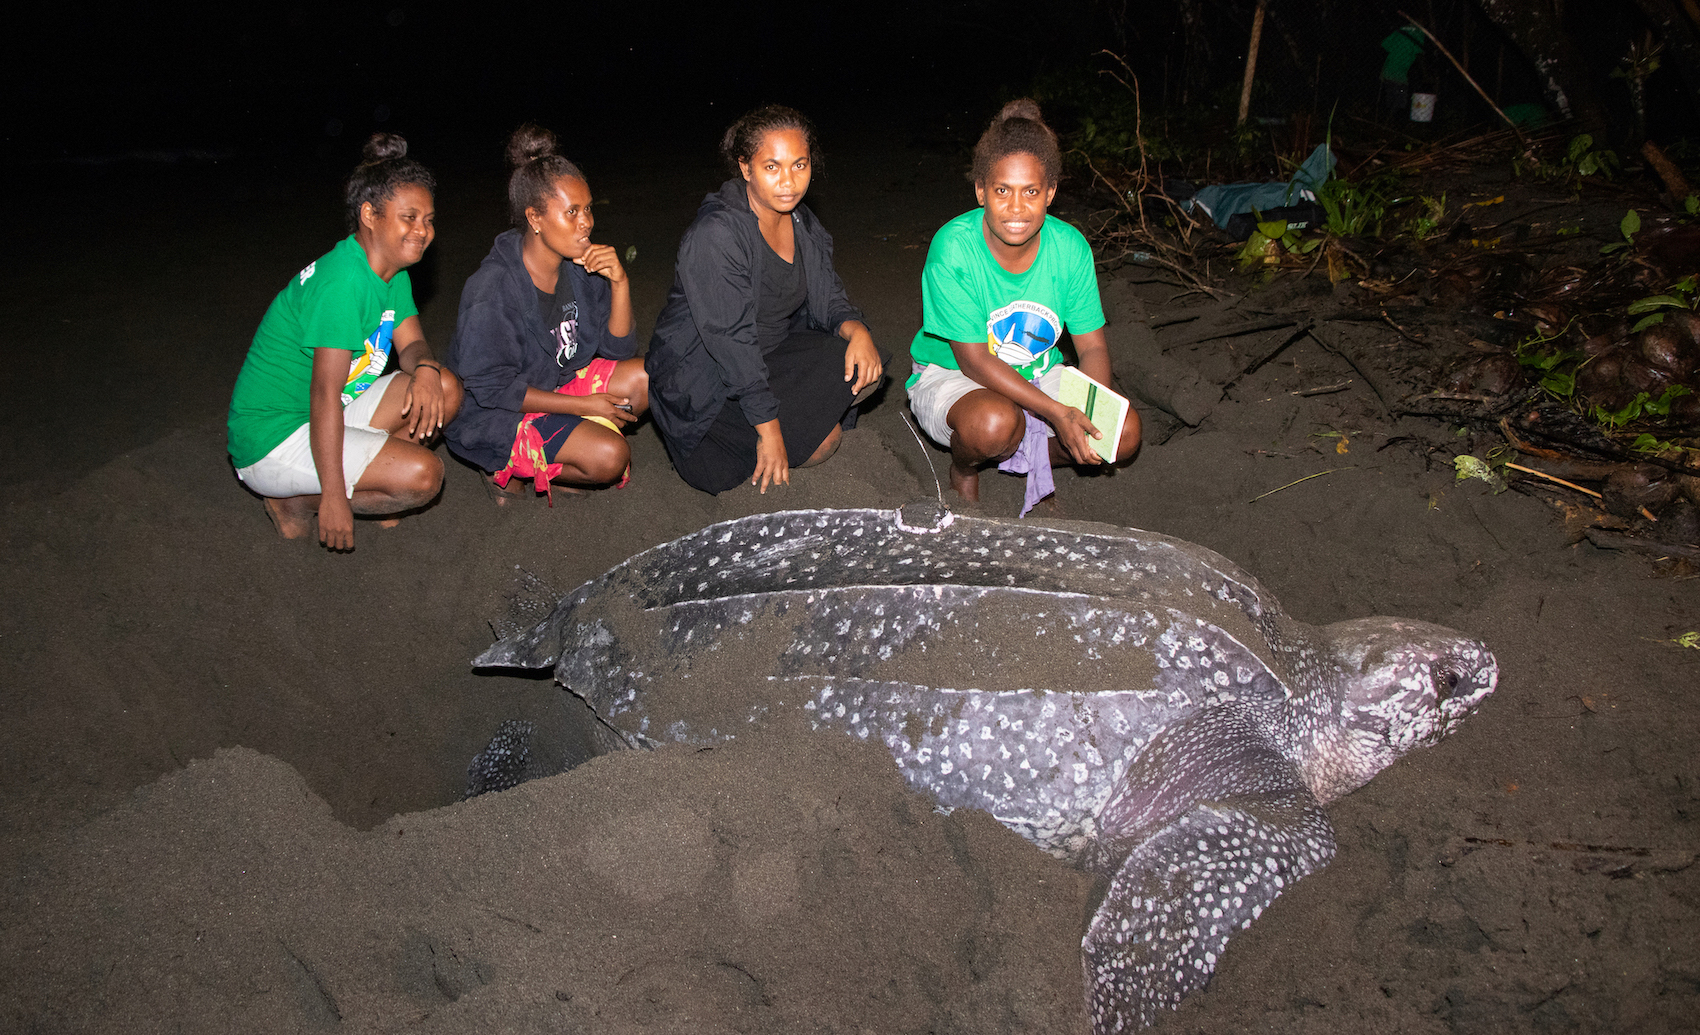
[1083,787,1336,1033]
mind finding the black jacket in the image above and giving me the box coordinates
[645,179,864,458]
[443,229,636,472]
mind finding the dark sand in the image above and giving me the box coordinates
[3,136,1697,1034]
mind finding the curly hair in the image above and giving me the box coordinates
[969,99,1061,187]
[719,104,820,175]
[504,123,587,228]
[343,133,436,231]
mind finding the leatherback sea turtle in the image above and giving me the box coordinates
[471,505,1497,1033]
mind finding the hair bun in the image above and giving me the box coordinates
[995,98,1044,125]
[505,123,559,169]
[362,132,409,163]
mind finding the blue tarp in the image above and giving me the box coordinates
[1188,144,1337,228]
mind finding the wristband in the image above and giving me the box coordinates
[415,361,443,374]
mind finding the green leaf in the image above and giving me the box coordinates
[1592,392,1651,427]
[1630,313,1668,332]
[1628,294,1685,313]
[1646,385,1693,415]
[1258,220,1289,240]
[1540,370,1576,397]
[1621,209,1642,238]
[1630,433,1664,452]
[1454,455,1508,493]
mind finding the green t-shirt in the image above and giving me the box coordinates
[227,235,418,468]
[908,210,1105,388]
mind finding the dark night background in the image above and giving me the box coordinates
[8,0,1694,170]
[8,1,1063,164]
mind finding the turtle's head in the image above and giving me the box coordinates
[1293,617,1497,803]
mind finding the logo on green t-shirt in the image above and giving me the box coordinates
[988,300,1064,380]
[342,308,397,406]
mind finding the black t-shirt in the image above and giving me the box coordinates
[536,263,586,378]
[755,241,806,355]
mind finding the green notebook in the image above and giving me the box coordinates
[1056,366,1129,464]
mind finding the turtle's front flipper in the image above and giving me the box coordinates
[1083,786,1335,1032]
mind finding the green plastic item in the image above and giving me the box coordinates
[1380,27,1424,84]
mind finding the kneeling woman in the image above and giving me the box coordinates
[908,99,1141,512]
[227,133,464,550]
[646,105,885,494]
[444,125,647,500]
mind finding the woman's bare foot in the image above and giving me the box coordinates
[262,496,316,540]
[482,471,532,507]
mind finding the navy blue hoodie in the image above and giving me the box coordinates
[444,229,636,472]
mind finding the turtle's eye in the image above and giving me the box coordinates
[1435,668,1460,695]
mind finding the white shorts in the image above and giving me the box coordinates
[907,363,1061,446]
[235,372,398,499]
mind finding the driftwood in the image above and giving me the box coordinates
[1584,528,1700,561]
[1237,0,1268,127]
[1505,418,1700,479]
[1641,140,1695,201]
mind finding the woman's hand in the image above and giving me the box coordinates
[839,321,883,396]
[317,495,355,551]
[399,364,448,441]
[577,244,634,338]
[521,387,635,426]
[1049,405,1106,466]
[571,392,637,427]
[575,244,627,286]
[394,325,448,441]
[752,419,789,493]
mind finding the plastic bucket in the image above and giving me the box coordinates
[1410,92,1437,123]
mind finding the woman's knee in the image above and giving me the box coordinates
[801,424,842,468]
[1114,408,1142,463]
[948,394,1024,460]
[399,447,445,499]
[439,369,465,423]
[359,441,443,505]
[556,425,630,485]
[613,359,649,415]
